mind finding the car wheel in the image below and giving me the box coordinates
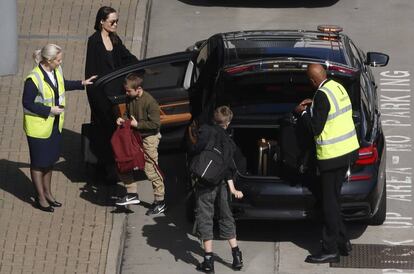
[369,180,387,226]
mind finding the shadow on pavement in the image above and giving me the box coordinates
[177,0,340,8]
[141,204,232,270]
[0,128,125,209]
[0,159,33,204]
[236,219,368,255]
[138,150,367,268]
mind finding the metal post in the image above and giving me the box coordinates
[0,0,18,76]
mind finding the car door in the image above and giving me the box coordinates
[94,51,193,150]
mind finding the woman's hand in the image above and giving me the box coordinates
[50,106,64,116]
[82,75,98,86]
[116,117,125,126]
[231,189,244,199]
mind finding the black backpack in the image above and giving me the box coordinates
[190,126,233,185]
[279,113,315,175]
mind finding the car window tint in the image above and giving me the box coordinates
[136,61,188,90]
[218,72,315,115]
[360,75,373,133]
[225,38,346,65]
[349,41,363,68]
[101,61,188,101]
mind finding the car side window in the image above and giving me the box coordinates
[138,61,188,90]
[349,41,363,68]
[360,75,373,133]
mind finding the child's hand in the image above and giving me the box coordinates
[232,190,244,199]
[116,117,125,125]
[130,115,138,128]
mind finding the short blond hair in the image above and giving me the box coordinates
[213,106,233,127]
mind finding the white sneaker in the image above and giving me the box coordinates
[115,193,140,206]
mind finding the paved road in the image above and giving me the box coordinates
[121,1,414,273]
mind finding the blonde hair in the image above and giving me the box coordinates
[32,44,62,64]
[213,106,233,127]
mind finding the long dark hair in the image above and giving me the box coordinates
[94,6,119,45]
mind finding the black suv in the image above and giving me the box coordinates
[95,26,389,225]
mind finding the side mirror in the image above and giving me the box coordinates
[366,52,389,67]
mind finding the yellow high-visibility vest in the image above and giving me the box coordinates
[313,80,359,160]
[23,66,65,138]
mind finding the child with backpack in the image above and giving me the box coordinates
[190,106,244,273]
[114,73,166,216]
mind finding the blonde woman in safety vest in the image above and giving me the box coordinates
[22,44,96,212]
[295,64,359,264]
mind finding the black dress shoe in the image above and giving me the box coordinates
[46,198,62,207]
[35,200,54,212]
[305,251,339,264]
[338,240,352,256]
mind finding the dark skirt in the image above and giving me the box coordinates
[27,123,61,168]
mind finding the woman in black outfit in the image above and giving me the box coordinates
[23,44,96,212]
[85,6,138,183]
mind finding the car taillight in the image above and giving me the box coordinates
[225,65,255,74]
[349,174,372,181]
[327,64,357,75]
[355,145,378,165]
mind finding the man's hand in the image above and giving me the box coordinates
[294,98,313,114]
[116,117,125,126]
[130,115,138,128]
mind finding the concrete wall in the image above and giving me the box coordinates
[0,0,18,76]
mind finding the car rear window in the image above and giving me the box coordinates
[225,38,346,65]
[218,72,357,117]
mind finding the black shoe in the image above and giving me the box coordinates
[115,193,140,206]
[232,249,243,270]
[145,200,166,216]
[46,198,62,207]
[35,199,54,213]
[338,240,352,256]
[197,255,214,273]
[305,251,339,264]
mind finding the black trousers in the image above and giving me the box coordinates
[321,166,348,253]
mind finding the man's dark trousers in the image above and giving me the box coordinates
[321,166,348,253]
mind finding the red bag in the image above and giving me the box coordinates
[111,120,145,173]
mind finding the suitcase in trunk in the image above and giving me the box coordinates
[257,138,279,176]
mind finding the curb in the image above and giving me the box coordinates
[104,0,152,273]
[105,213,127,274]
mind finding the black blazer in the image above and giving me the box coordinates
[85,31,138,79]
[84,31,138,162]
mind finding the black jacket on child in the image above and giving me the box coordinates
[190,124,237,184]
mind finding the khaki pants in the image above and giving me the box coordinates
[118,133,165,201]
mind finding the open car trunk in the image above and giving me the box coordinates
[219,68,360,178]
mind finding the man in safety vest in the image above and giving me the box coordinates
[295,64,359,264]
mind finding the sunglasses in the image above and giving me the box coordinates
[108,19,118,26]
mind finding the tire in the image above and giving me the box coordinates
[369,181,387,226]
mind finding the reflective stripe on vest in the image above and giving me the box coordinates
[314,80,359,160]
[23,66,66,139]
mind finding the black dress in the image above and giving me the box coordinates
[22,65,83,168]
[84,31,138,164]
